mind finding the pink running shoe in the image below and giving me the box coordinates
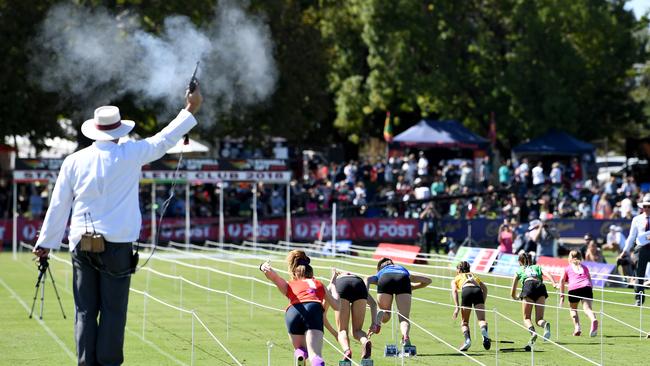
[590,320,599,337]
[294,348,307,366]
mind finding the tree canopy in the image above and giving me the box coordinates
[0,0,647,153]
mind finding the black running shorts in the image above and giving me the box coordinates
[568,286,593,304]
[335,275,368,303]
[285,302,324,334]
[461,286,484,307]
[377,273,412,295]
[521,279,548,302]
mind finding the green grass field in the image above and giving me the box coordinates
[1,245,648,366]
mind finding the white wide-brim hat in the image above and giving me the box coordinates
[81,106,135,141]
[638,193,650,208]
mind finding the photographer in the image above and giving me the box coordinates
[528,219,557,258]
[33,87,202,366]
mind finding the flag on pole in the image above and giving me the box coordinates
[488,111,497,146]
[383,111,393,143]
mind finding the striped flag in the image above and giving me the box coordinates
[383,111,393,142]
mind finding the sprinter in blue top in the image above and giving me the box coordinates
[366,258,431,347]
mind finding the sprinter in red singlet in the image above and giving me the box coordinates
[260,250,339,366]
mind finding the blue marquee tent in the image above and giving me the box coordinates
[392,119,489,149]
[512,130,595,156]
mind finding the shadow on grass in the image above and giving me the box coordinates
[417,353,487,357]
[498,348,545,353]
[555,341,613,345]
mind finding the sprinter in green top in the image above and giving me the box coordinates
[510,253,558,347]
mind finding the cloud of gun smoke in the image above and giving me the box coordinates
[30,1,277,127]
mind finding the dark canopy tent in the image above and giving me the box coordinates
[512,130,597,178]
[512,130,595,156]
[392,119,489,149]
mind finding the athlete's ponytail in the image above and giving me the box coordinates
[456,260,471,273]
[518,252,531,267]
[568,250,582,266]
[287,250,314,280]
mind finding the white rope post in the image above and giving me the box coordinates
[207,271,211,303]
[226,293,230,341]
[146,268,151,293]
[151,182,156,244]
[391,304,396,344]
[250,280,254,320]
[266,341,273,366]
[142,292,147,339]
[191,311,196,366]
[494,307,498,366]
[253,182,259,252]
[219,182,224,246]
[285,183,291,242]
[185,181,190,249]
[600,287,604,365]
[555,291,559,341]
[331,202,337,257]
[180,279,184,319]
[12,181,17,260]
[640,293,644,339]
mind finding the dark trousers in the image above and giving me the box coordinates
[635,245,650,302]
[71,242,132,366]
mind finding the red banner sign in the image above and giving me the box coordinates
[2,217,420,244]
[372,243,421,264]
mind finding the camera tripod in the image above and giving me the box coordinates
[29,256,66,320]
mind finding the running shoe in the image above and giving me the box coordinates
[543,322,551,341]
[459,338,471,352]
[481,327,491,350]
[590,320,599,337]
[295,354,305,366]
[294,349,307,366]
[482,336,491,350]
[361,340,372,359]
[343,349,352,361]
[529,329,538,344]
[573,326,582,336]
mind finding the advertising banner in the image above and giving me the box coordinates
[452,247,499,273]
[13,158,292,183]
[372,243,421,264]
[536,256,568,282]
[2,217,421,244]
[492,254,519,277]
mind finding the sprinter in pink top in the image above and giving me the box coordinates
[559,250,598,337]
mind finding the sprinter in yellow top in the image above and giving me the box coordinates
[451,261,491,352]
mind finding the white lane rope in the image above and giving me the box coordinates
[494,309,600,365]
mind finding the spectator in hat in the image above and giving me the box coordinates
[618,193,650,306]
[603,225,626,253]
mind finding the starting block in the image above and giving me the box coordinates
[360,359,374,366]
[401,344,417,357]
[384,344,398,357]
[338,361,352,366]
